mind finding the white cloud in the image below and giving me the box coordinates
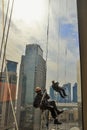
[0,0,80,87]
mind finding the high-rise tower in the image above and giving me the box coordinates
[0,60,18,130]
[17,44,46,130]
[73,83,77,102]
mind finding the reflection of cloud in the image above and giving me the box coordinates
[0,8,1,19]
[0,0,79,87]
[10,22,21,33]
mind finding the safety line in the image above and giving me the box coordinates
[0,0,10,58]
[0,0,14,78]
[2,0,4,31]
[46,0,50,71]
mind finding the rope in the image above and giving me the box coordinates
[64,1,68,130]
[0,0,14,78]
[40,110,49,130]
[65,47,67,84]
[0,0,10,58]
[56,0,61,81]
[2,0,4,31]
[46,0,50,71]
[40,90,49,130]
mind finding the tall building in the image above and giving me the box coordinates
[0,60,18,130]
[77,60,81,102]
[73,83,77,102]
[63,83,71,103]
[77,60,82,127]
[49,86,55,100]
[17,44,46,130]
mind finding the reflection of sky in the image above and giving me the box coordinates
[59,22,79,57]
[60,23,79,47]
[60,23,75,38]
[0,0,80,87]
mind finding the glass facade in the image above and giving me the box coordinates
[18,44,46,130]
[49,86,55,100]
[6,60,18,72]
[73,83,77,102]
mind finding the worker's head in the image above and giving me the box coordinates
[52,80,55,84]
[35,87,41,93]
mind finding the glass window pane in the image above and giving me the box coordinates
[0,0,83,130]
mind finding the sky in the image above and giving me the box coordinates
[0,0,80,89]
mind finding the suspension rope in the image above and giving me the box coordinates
[40,110,49,130]
[57,0,61,81]
[65,47,67,84]
[0,0,10,58]
[0,0,14,78]
[45,1,50,129]
[65,0,68,81]
[2,0,4,31]
[46,0,50,71]
[64,1,68,130]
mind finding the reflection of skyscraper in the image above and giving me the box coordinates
[77,60,82,127]
[77,60,81,102]
[0,60,18,130]
[73,83,77,102]
[50,86,55,100]
[63,83,71,103]
[17,44,46,130]
[6,60,18,72]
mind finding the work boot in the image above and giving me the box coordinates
[61,95,65,98]
[54,119,62,125]
[57,110,64,115]
[64,94,68,96]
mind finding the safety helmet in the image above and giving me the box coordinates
[52,80,55,83]
[35,87,41,92]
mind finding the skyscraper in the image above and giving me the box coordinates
[77,60,81,102]
[63,83,71,103]
[73,83,77,102]
[17,44,46,130]
[49,86,55,100]
[0,60,18,130]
